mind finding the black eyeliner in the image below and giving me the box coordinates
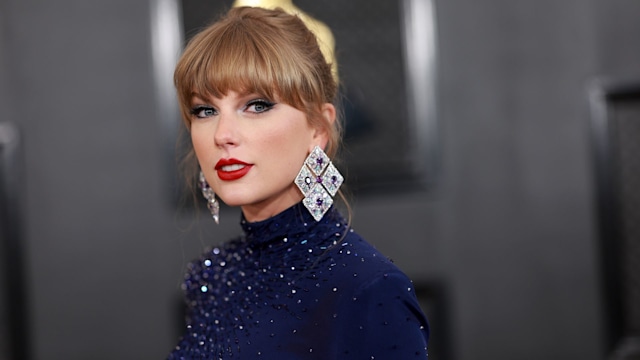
[246,98,276,113]
[190,105,215,117]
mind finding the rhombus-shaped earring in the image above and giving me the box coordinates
[294,146,344,221]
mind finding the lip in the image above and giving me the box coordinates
[215,158,253,181]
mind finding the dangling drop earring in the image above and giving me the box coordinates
[199,171,219,224]
[294,146,344,221]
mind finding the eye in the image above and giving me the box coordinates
[245,99,275,114]
[190,105,216,118]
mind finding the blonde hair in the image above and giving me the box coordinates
[174,6,341,158]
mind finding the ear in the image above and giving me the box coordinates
[310,103,336,151]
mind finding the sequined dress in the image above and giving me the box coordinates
[168,202,429,359]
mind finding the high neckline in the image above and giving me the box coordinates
[240,202,341,245]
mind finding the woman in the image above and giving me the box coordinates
[169,6,429,359]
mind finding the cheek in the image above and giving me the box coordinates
[269,126,310,151]
[190,126,212,162]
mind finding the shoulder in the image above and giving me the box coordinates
[318,229,422,308]
[322,230,430,358]
[183,236,246,285]
[340,229,416,291]
[197,236,245,261]
[328,229,408,282]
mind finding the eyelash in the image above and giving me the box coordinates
[189,98,276,119]
[245,99,275,113]
[190,106,216,119]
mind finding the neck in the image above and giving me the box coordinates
[241,187,304,222]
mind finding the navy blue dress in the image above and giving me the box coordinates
[168,202,429,359]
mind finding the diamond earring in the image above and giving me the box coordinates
[198,171,219,224]
[294,146,344,221]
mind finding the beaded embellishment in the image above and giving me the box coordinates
[295,146,344,221]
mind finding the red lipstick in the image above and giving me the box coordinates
[215,158,253,181]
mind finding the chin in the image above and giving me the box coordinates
[215,195,246,208]
[215,189,260,207]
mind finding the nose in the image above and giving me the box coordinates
[213,111,238,148]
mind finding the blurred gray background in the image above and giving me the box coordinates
[1,0,639,359]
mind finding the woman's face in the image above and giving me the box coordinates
[190,90,333,222]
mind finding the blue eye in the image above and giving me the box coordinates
[190,106,216,118]
[246,99,275,113]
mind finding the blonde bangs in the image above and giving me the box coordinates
[175,15,324,124]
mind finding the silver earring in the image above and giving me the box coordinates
[295,146,344,221]
[199,171,219,224]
